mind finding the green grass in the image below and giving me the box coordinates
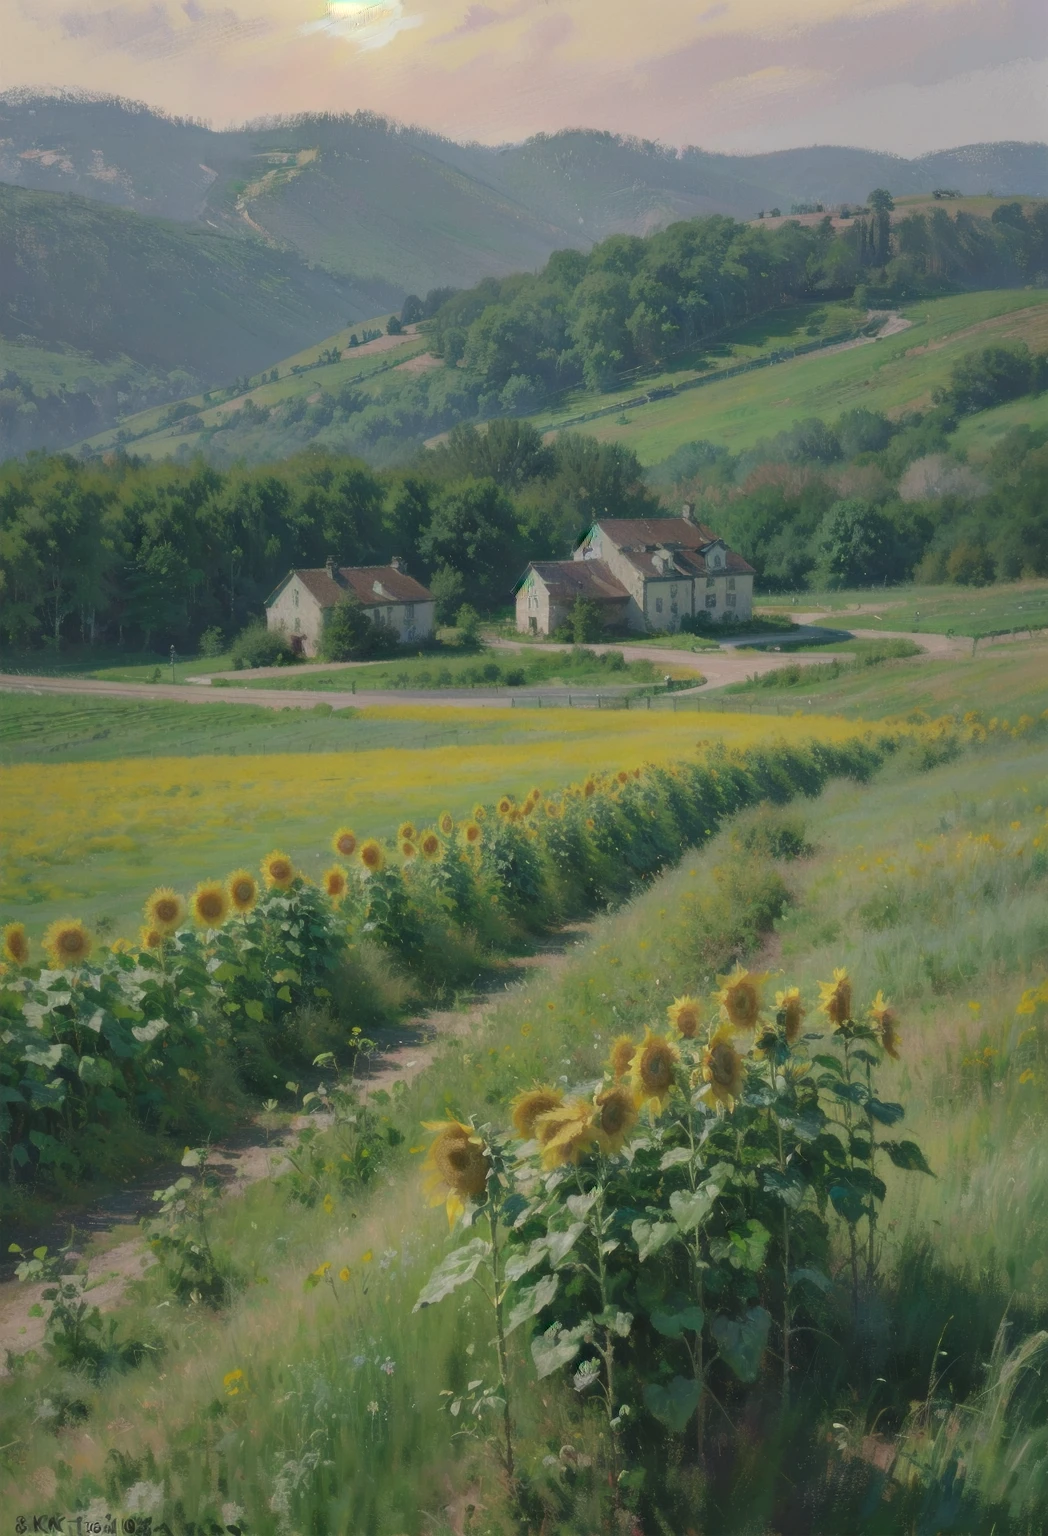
[0,646,233,683]
[950,387,1048,460]
[762,577,1048,639]
[548,289,1048,463]
[231,649,688,692]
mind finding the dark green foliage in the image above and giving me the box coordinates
[229,621,298,670]
[320,595,400,661]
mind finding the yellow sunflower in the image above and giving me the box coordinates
[192,881,229,928]
[324,865,348,900]
[511,1086,563,1139]
[139,926,165,950]
[630,1028,680,1112]
[144,887,185,934]
[421,1119,490,1228]
[716,965,768,1030]
[582,778,597,799]
[401,839,417,861]
[609,1034,637,1079]
[544,799,562,819]
[869,991,901,1059]
[261,851,295,890]
[359,839,385,874]
[398,821,417,843]
[775,987,806,1044]
[616,770,630,785]
[463,821,482,846]
[227,870,258,915]
[43,918,92,968]
[438,811,455,837]
[701,1025,746,1110]
[818,968,853,1028]
[333,827,358,858]
[472,804,487,823]
[2,922,30,967]
[667,995,702,1039]
[535,1099,596,1168]
[497,795,513,817]
[420,831,442,861]
[593,1086,639,1154]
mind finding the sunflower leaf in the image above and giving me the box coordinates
[505,1273,559,1335]
[532,1323,588,1378]
[503,1239,549,1283]
[650,1305,704,1338]
[881,1139,934,1175]
[710,1306,771,1383]
[546,1223,585,1267]
[413,1238,491,1311]
[659,1147,692,1170]
[669,1188,714,1233]
[643,1375,702,1432]
[867,1098,905,1126]
[632,1219,677,1260]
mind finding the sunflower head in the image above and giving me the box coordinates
[544,799,562,820]
[818,968,853,1028]
[359,839,385,875]
[667,995,702,1039]
[716,965,768,1031]
[144,887,185,934]
[324,865,348,900]
[227,870,258,915]
[511,1087,563,1139]
[2,923,29,967]
[139,926,165,950]
[630,1028,680,1112]
[497,796,513,817]
[582,778,597,799]
[192,881,229,928]
[333,827,358,859]
[609,1034,637,1079]
[262,851,295,890]
[593,1086,639,1154]
[775,987,806,1045]
[438,811,455,837]
[535,1099,596,1169]
[43,918,92,969]
[420,831,442,862]
[463,821,482,846]
[869,990,901,1059]
[398,821,417,844]
[422,1119,490,1228]
[702,1024,746,1110]
[617,770,630,785]
[472,804,487,823]
[401,839,417,861]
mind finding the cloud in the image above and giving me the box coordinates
[54,0,269,60]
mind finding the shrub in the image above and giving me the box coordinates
[321,596,400,661]
[197,626,225,658]
[230,622,297,670]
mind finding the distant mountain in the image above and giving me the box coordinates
[2,93,1045,295]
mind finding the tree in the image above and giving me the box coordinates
[815,499,894,587]
[569,596,605,643]
[418,479,525,612]
[947,344,1035,415]
[400,295,424,325]
[386,314,404,336]
[320,595,399,661]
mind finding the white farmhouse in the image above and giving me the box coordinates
[515,507,755,635]
[265,558,436,657]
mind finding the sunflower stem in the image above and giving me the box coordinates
[486,1196,516,1491]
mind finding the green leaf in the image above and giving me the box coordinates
[276,986,293,1003]
[632,1218,677,1260]
[244,999,266,1023]
[131,1019,167,1043]
[413,1238,491,1311]
[77,1055,114,1087]
[813,1053,844,1075]
[867,1098,905,1126]
[881,1139,934,1175]
[643,1375,701,1432]
[503,1238,550,1284]
[211,961,245,983]
[710,1306,771,1383]
[790,1267,832,1294]
[729,1220,771,1272]
[659,1147,693,1170]
[505,1273,559,1335]
[829,1182,866,1225]
[762,1167,806,1209]
[669,1187,714,1233]
[650,1305,704,1338]
[828,1080,868,1105]
[531,1323,588,1379]
[546,1222,585,1267]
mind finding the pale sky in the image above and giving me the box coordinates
[4,0,1047,153]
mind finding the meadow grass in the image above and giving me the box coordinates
[232,649,693,691]
[6,734,1048,1530]
[761,576,1048,638]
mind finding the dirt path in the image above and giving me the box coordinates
[488,637,847,690]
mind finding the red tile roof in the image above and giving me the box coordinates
[592,517,755,577]
[524,560,631,604]
[282,565,433,609]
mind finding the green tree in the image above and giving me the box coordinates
[320,595,396,661]
[815,499,895,588]
[569,596,605,643]
[418,479,525,612]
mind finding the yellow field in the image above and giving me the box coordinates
[1,703,866,939]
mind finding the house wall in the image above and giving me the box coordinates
[516,571,550,634]
[266,576,325,656]
[575,531,649,631]
[373,599,436,644]
[575,524,754,630]
[699,573,754,623]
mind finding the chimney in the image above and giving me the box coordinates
[390,554,404,572]
[325,557,336,580]
[681,501,695,523]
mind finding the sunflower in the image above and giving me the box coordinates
[421,1119,490,1228]
[511,1086,563,1139]
[324,865,348,900]
[716,965,768,1031]
[463,821,482,846]
[775,987,806,1044]
[497,796,513,817]
[869,991,901,1059]
[227,870,258,915]
[192,881,229,928]
[667,995,702,1039]
[438,811,455,837]
[359,839,385,875]
[535,1099,596,1168]
[398,821,417,844]
[593,1087,639,1154]
[144,887,185,934]
[609,1034,637,1079]
[262,851,295,890]
[401,840,417,861]
[818,968,853,1028]
[544,799,562,820]
[616,770,630,785]
[630,1028,680,1111]
[2,923,29,966]
[139,926,165,950]
[472,804,487,823]
[701,1025,746,1109]
[582,778,597,799]
[420,831,442,861]
[43,918,92,968]
[333,827,358,858]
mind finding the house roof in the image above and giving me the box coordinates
[589,517,756,578]
[520,560,631,604]
[267,564,433,609]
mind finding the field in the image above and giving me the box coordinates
[762,576,1048,638]
[544,289,1048,463]
[228,649,695,692]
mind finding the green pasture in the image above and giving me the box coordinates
[762,577,1048,638]
[0,339,163,394]
[230,648,686,692]
[951,388,1048,459]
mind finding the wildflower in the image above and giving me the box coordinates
[401,840,417,860]
[511,1087,563,1139]
[630,1027,680,1112]
[144,887,185,934]
[609,1034,637,1078]
[333,827,358,858]
[716,965,768,1030]
[42,918,92,968]
[323,1193,335,1214]
[593,1086,639,1153]
[359,839,385,874]
[313,1261,331,1279]
[227,870,258,914]
[362,1250,373,1263]
[420,831,442,861]
[367,1400,379,1415]
[262,851,295,890]
[339,1267,351,1282]
[422,1119,490,1228]
[520,1022,532,1038]
[439,811,454,836]
[818,968,853,1028]
[775,986,806,1044]
[139,926,164,950]
[869,991,901,1059]
[667,995,702,1039]
[2,923,29,966]
[463,821,482,846]
[223,1369,245,1397]
[110,937,133,954]
[192,881,229,928]
[535,1099,596,1168]
[701,1025,745,1110]
[1020,1069,1035,1085]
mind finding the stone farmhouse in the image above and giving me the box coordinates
[514,508,755,635]
[265,558,435,657]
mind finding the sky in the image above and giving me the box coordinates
[4,0,1047,154]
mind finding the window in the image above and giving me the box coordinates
[706,576,715,589]
[706,594,717,609]
[292,588,299,607]
[726,592,737,608]
[655,597,663,614]
[406,602,415,620]
[728,577,736,591]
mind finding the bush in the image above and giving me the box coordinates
[197,626,225,658]
[229,622,297,670]
[321,596,400,661]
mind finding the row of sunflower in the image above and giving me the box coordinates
[413,965,930,1496]
[1,730,904,1195]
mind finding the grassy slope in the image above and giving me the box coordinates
[6,732,1048,1530]
[549,289,1048,463]
[762,578,1048,638]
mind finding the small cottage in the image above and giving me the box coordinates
[265,558,436,657]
